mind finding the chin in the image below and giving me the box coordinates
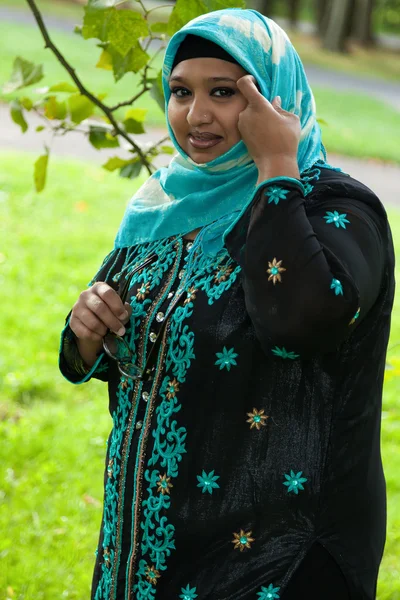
[187,148,224,164]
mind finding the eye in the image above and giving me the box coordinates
[212,87,235,98]
[170,87,191,98]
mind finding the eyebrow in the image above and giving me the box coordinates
[169,76,238,83]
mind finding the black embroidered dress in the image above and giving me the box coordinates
[59,166,394,600]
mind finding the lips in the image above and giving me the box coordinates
[188,132,223,150]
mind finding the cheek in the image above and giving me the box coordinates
[168,102,185,140]
[224,100,247,142]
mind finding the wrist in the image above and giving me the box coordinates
[256,157,300,186]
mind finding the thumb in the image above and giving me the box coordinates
[237,75,263,105]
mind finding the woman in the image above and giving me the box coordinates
[59,8,394,600]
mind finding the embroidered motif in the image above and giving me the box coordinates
[323,211,350,229]
[257,583,281,599]
[184,286,198,305]
[166,377,180,399]
[330,278,343,296]
[180,584,198,599]
[246,408,269,430]
[283,470,308,494]
[266,258,286,285]
[264,186,289,206]
[197,470,220,494]
[349,307,361,325]
[232,529,255,551]
[119,377,129,390]
[215,347,238,371]
[271,346,299,360]
[107,459,113,479]
[103,547,111,568]
[157,473,174,495]
[136,282,151,301]
[145,565,161,585]
[303,182,313,196]
[214,264,233,283]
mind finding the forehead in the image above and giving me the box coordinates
[170,57,247,80]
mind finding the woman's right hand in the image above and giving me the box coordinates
[69,282,132,366]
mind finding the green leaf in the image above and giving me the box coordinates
[109,43,149,82]
[150,21,169,34]
[34,151,49,193]
[123,108,147,134]
[96,49,113,70]
[168,0,207,36]
[36,125,45,132]
[48,82,78,93]
[317,118,329,126]
[107,10,148,57]
[10,100,28,133]
[89,126,120,149]
[68,94,95,124]
[20,97,33,110]
[102,156,132,171]
[203,0,245,9]
[44,96,67,120]
[120,160,142,179]
[82,6,114,41]
[161,145,175,155]
[3,57,44,93]
[149,69,165,112]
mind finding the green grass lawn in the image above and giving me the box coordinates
[0,151,400,598]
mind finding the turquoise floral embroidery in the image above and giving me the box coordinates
[265,186,289,206]
[283,470,308,494]
[330,278,343,296]
[271,346,299,360]
[215,347,238,371]
[180,584,198,599]
[257,583,281,599]
[323,211,350,229]
[197,470,220,494]
[349,307,361,325]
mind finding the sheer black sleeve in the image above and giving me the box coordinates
[225,176,387,359]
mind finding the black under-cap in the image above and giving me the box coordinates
[171,34,239,71]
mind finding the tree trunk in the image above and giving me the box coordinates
[288,0,300,28]
[315,0,333,37]
[249,0,275,17]
[351,0,376,46]
[322,0,355,52]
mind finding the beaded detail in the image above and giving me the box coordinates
[323,211,350,229]
[246,408,269,430]
[283,470,308,494]
[179,584,198,599]
[197,470,220,494]
[232,529,255,551]
[271,346,299,360]
[349,307,361,325]
[267,258,286,285]
[257,583,281,599]
[264,186,289,206]
[215,346,238,371]
[330,278,343,296]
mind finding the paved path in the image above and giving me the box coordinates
[1,104,399,208]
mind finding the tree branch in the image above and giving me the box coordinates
[109,86,151,111]
[25,0,153,175]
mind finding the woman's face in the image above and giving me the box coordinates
[168,57,248,163]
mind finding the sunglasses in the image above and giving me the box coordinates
[102,246,187,381]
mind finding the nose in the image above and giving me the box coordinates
[186,94,213,127]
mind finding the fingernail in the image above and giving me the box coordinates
[276,96,282,106]
[117,326,126,336]
[119,311,129,320]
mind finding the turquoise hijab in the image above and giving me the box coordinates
[115,8,339,256]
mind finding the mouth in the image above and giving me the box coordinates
[188,133,223,150]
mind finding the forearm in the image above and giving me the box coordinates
[76,337,103,368]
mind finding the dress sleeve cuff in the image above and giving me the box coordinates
[59,316,109,384]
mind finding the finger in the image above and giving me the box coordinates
[86,292,126,336]
[70,315,103,343]
[237,75,264,106]
[123,302,133,324]
[94,282,129,320]
[77,308,108,337]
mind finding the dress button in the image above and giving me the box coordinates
[142,391,149,402]
[136,421,143,430]
[149,332,157,343]
[178,269,185,279]
[168,292,173,299]
[156,311,164,322]
[186,242,193,251]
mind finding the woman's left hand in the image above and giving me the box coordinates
[237,75,301,181]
